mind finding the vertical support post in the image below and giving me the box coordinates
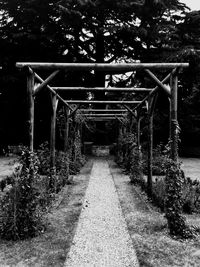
[136,115,141,153]
[27,69,35,151]
[147,114,153,196]
[147,93,158,197]
[170,71,178,162]
[64,108,70,152]
[50,94,58,169]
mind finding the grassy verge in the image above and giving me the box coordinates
[110,160,200,267]
[0,159,92,267]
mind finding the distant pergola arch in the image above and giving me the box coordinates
[16,61,189,195]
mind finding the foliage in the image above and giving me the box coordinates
[37,140,85,191]
[182,178,200,213]
[37,142,51,175]
[142,143,167,175]
[165,159,193,238]
[152,176,200,214]
[0,148,44,240]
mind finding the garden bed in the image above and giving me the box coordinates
[110,160,200,267]
[0,159,92,266]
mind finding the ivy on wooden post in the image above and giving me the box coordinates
[165,70,193,238]
[27,68,35,152]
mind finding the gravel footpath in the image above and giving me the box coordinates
[64,159,139,267]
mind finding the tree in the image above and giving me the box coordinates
[0,0,190,146]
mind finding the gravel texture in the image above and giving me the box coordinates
[64,159,139,267]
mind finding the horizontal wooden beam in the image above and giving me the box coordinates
[80,109,127,112]
[81,114,127,117]
[86,117,123,121]
[52,86,152,92]
[16,62,189,71]
[66,100,141,104]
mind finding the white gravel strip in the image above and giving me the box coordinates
[64,159,139,267]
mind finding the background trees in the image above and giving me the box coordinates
[0,0,200,154]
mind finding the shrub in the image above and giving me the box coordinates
[142,144,167,175]
[37,142,51,175]
[182,178,200,214]
[130,147,144,186]
[152,178,166,211]
[0,148,44,240]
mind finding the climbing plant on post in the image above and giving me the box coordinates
[165,70,193,238]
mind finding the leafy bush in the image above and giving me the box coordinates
[182,178,200,214]
[37,142,51,175]
[152,178,166,211]
[130,147,144,186]
[151,174,200,214]
[142,144,167,175]
[0,148,44,240]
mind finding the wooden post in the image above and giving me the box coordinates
[147,93,158,197]
[50,94,58,169]
[27,70,35,151]
[64,108,70,152]
[170,71,178,162]
[147,114,153,196]
[137,116,141,152]
[168,97,171,141]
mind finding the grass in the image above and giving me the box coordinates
[109,160,200,267]
[0,159,92,266]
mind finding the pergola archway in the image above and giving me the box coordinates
[16,62,189,194]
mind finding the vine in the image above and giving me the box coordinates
[165,158,194,238]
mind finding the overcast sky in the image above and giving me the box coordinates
[181,0,200,11]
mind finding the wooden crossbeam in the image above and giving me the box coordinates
[65,100,141,104]
[80,109,127,112]
[34,70,59,95]
[86,117,122,121]
[68,105,80,118]
[132,69,176,112]
[144,69,171,96]
[81,114,127,117]
[52,87,152,92]
[16,62,189,71]
[34,72,73,111]
[120,104,135,116]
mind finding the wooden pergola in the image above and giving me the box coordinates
[16,62,189,194]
